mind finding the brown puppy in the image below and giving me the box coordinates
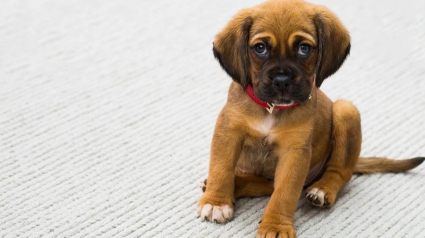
[198,0,424,237]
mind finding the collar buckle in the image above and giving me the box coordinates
[266,103,275,114]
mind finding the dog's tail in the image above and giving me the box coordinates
[354,157,425,174]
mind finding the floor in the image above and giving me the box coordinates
[1,0,425,237]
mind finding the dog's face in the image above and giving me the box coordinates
[213,0,351,105]
[247,4,320,105]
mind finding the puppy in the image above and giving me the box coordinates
[198,0,424,237]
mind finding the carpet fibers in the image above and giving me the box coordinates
[1,0,425,237]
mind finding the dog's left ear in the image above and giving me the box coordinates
[213,9,253,90]
[313,6,351,87]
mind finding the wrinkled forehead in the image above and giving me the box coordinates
[249,4,317,50]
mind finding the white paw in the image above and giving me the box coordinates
[197,204,233,223]
[305,187,328,207]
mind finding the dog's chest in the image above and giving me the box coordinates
[236,115,279,178]
[251,115,276,137]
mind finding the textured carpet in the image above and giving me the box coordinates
[1,0,425,237]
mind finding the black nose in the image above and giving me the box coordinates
[273,75,292,91]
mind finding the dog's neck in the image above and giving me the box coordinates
[245,75,316,114]
[245,85,298,114]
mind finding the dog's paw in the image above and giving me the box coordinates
[197,193,234,223]
[197,203,233,223]
[256,222,295,238]
[305,186,335,207]
[199,179,207,192]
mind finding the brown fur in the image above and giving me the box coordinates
[355,157,425,174]
[198,0,423,237]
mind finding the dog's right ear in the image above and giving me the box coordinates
[213,10,253,90]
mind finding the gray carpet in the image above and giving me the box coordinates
[1,0,425,237]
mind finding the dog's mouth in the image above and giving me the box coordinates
[272,99,295,106]
[256,92,299,106]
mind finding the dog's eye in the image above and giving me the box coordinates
[254,43,267,55]
[298,44,311,56]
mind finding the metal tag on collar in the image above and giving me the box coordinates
[266,103,275,114]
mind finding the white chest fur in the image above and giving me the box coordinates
[251,115,275,136]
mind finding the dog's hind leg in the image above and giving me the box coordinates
[234,173,274,199]
[305,100,361,207]
[201,173,274,199]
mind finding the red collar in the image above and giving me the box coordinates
[245,75,315,114]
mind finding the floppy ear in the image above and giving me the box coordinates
[314,6,351,87]
[213,10,253,90]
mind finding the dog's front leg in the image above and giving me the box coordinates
[197,111,243,223]
[257,145,311,238]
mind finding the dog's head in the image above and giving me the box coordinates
[213,0,350,105]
